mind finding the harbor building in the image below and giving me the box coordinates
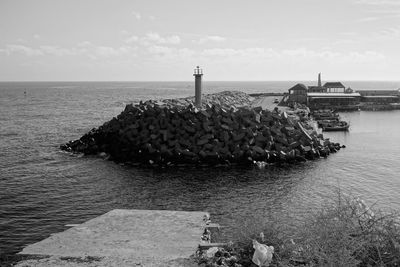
[284,74,400,110]
[307,92,361,110]
[285,74,361,110]
[308,73,326,93]
[287,83,308,104]
[357,89,400,104]
[323,82,346,93]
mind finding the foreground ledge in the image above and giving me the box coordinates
[17,209,209,267]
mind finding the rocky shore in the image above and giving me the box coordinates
[61,91,342,166]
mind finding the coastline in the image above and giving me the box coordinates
[2,83,400,266]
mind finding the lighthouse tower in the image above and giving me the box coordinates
[193,66,203,107]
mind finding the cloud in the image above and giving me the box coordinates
[357,16,379,22]
[125,32,181,45]
[355,0,400,18]
[0,42,137,60]
[282,48,341,59]
[16,38,26,43]
[340,32,357,36]
[355,0,400,17]
[355,0,400,5]
[195,35,226,44]
[132,11,141,20]
[347,51,386,62]
[147,45,172,55]
[201,48,237,57]
[3,44,43,56]
[200,47,385,64]
[281,48,385,63]
[94,46,120,57]
[125,35,139,44]
[375,26,400,39]
[1,41,384,66]
[84,44,136,59]
[39,45,78,56]
[146,45,195,61]
[77,41,92,47]
[33,34,40,39]
[144,32,181,45]
[120,30,130,36]
[201,47,278,58]
[131,11,156,21]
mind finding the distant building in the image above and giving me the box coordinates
[357,89,400,96]
[284,74,361,110]
[287,83,308,104]
[308,73,327,93]
[307,92,361,110]
[360,95,399,104]
[284,74,400,110]
[323,82,346,93]
[308,86,326,93]
[357,89,400,104]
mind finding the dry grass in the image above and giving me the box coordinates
[230,192,400,267]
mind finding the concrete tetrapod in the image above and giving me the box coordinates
[61,93,342,167]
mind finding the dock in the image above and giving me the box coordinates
[17,209,210,267]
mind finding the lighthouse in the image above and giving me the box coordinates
[193,66,203,107]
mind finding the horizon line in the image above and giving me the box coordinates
[1,79,400,83]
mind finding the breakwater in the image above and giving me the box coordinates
[248,92,284,97]
[61,91,342,166]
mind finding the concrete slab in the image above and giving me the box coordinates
[18,209,208,266]
[251,96,281,110]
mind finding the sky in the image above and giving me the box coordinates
[1,0,400,81]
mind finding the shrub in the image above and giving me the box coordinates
[296,193,400,266]
[227,192,400,267]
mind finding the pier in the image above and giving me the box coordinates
[17,209,210,266]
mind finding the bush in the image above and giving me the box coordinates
[297,193,400,266]
[226,192,400,267]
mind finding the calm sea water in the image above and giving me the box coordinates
[1,81,400,257]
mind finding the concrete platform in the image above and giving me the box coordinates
[251,96,281,110]
[17,209,209,266]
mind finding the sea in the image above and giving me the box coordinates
[1,81,400,258]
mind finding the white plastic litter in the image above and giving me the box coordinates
[252,240,274,267]
[205,247,219,258]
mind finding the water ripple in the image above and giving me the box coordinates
[1,82,400,257]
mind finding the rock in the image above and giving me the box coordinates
[61,91,342,167]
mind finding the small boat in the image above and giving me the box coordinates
[314,115,340,121]
[273,98,279,103]
[317,118,339,127]
[322,121,349,131]
[312,110,339,121]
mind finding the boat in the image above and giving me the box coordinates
[312,109,339,121]
[321,121,349,131]
[317,118,339,127]
[273,98,279,103]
